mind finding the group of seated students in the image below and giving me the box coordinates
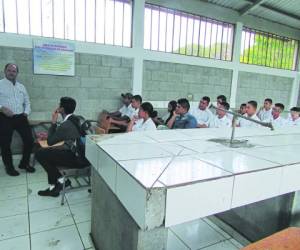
[101,93,300,132]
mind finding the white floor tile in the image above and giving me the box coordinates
[77,221,93,249]
[0,174,27,187]
[30,206,74,233]
[0,235,30,250]
[0,197,28,218]
[200,240,239,250]
[27,172,48,184]
[202,218,231,240]
[171,219,226,250]
[66,189,91,205]
[31,225,84,250]
[167,229,189,250]
[0,214,29,241]
[28,194,62,212]
[69,201,91,223]
[0,184,27,201]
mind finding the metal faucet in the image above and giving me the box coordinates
[211,105,274,146]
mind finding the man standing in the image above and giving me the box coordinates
[257,98,272,121]
[0,63,35,176]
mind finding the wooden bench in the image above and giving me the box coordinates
[242,227,300,250]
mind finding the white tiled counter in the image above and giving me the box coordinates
[87,126,300,250]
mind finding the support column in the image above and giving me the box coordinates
[230,22,243,108]
[131,0,145,95]
[289,71,300,108]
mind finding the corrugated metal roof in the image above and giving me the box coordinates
[203,0,300,31]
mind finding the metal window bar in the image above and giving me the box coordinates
[157,6,160,51]
[164,8,168,53]
[191,16,194,56]
[149,6,152,50]
[171,9,175,53]
[203,18,207,57]
[225,23,230,61]
[220,24,224,60]
[15,0,18,33]
[197,17,201,57]
[184,14,188,55]
[113,0,115,45]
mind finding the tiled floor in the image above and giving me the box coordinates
[0,155,246,250]
[0,155,94,250]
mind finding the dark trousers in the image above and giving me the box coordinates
[35,147,84,185]
[0,113,34,168]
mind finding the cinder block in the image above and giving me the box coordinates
[89,65,111,77]
[81,77,102,88]
[80,53,99,65]
[102,55,121,67]
[75,65,89,77]
[111,67,132,79]
[151,71,168,81]
[122,58,133,68]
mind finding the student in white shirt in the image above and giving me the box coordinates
[127,102,157,132]
[257,98,272,121]
[210,102,232,128]
[264,103,287,127]
[110,95,142,128]
[287,107,300,126]
[238,100,261,127]
[190,96,213,128]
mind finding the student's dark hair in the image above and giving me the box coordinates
[169,100,177,112]
[202,96,210,104]
[217,95,227,103]
[220,102,230,110]
[248,100,257,109]
[265,98,273,104]
[240,103,246,108]
[177,98,190,111]
[165,100,177,124]
[275,103,284,111]
[4,63,19,73]
[132,95,142,103]
[140,102,156,118]
[290,107,300,112]
[60,97,76,114]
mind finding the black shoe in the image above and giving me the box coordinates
[19,164,35,173]
[5,166,20,176]
[38,183,62,197]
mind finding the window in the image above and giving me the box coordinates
[144,4,234,61]
[0,0,132,47]
[240,27,299,70]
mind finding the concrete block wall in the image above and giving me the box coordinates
[0,46,133,120]
[236,71,293,108]
[142,61,233,103]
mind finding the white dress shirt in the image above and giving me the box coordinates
[132,118,156,131]
[257,108,272,122]
[287,117,300,126]
[264,116,287,127]
[119,104,135,118]
[239,114,261,127]
[189,108,213,126]
[210,115,232,128]
[0,77,31,115]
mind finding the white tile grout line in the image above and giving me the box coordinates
[66,189,91,250]
[26,172,32,250]
[197,239,238,250]
[168,228,192,250]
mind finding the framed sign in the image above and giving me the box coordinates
[33,39,75,76]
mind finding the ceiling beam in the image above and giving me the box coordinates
[239,0,267,16]
[243,0,300,22]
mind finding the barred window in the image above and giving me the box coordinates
[240,27,299,70]
[144,4,234,61]
[0,0,132,47]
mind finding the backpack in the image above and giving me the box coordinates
[68,115,91,166]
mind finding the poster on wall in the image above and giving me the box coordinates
[33,39,75,76]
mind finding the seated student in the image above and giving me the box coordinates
[167,98,197,129]
[110,95,142,128]
[108,93,134,120]
[264,103,287,127]
[257,98,273,121]
[238,100,261,127]
[238,103,247,115]
[35,97,88,197]
[287,107,300,126]
[210,102,232,128]
[162,100,177,124]
[127,102,157,132]
[190,96,213,128]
